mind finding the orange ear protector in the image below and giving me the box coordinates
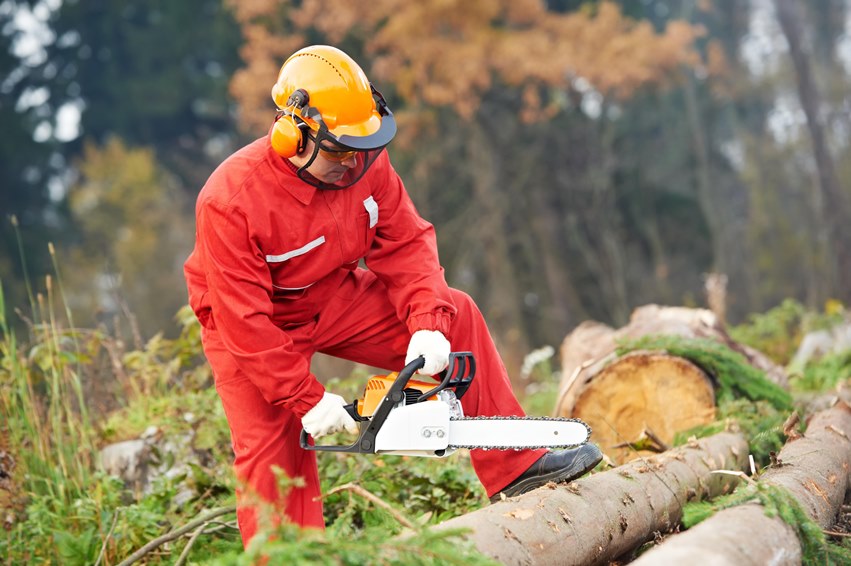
[270,89,312,158]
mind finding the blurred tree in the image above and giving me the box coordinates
[29,0,244,190]
[701,0,851,313]
[0,1,61,316]
[63,138,193,341]
[2,0,243,336]
[775,0,851,297]
[225,0,708,369]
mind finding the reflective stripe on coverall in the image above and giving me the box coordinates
[184,138,545,546]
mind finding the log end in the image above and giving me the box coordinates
[569,352,716,464]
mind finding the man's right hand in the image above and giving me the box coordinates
[301,392,359,438]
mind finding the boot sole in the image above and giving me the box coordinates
[490,447,603,503]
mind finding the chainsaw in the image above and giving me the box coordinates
[300,352,591,458]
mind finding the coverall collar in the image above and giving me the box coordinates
[264,136,318,206]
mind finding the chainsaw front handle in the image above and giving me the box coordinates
[417,351,475,402]
[299,352,476,454]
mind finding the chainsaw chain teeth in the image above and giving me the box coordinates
[446,416,592,450]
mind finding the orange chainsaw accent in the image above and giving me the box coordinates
[356,373,438,417]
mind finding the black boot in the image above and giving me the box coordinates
[490,443,603,503]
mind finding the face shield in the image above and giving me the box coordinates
[290,86,397,190]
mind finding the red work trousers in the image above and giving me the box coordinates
[202,269,545,547]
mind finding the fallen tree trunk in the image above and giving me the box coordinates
[630,401,851,565]
[630,504,801,565]
[433,432,748,566]
[556,305,789,464]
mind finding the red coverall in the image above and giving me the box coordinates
[184,136,545,546]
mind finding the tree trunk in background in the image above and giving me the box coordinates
[519,134,587,341]
[467,124,529,373]
[775,0,851,300]
[567,111,630,326]
[684,75,729,286]
[526,211,579,335]
[681,1,727,282]
[433,432,748,566]
[631,401,851,565]
[597,112,630,325]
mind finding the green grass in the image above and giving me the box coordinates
[0,281,492,564]
[790,349,851,392]
[4,279,851,564]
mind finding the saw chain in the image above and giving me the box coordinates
[446,415,592,450]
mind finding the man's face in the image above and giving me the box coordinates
[289,136,358,185]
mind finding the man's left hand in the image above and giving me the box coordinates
[405,329,450,375]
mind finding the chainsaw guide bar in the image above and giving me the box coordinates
[299,352,592,457]
[446,416,592,450]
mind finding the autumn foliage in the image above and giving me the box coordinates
[226,0,707,129]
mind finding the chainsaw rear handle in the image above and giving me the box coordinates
[300,352,476,454]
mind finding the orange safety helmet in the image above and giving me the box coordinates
[269,45,396,188]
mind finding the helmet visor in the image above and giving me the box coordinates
[333,112,396,150]
[296,130,386,190]
[292,85,396,189]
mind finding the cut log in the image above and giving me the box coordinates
[572,351,716,463]
[789,321,851,372]
[631,505,801,565]
[557,304,788,464]
[433,432,747,566]
[630,401,851,565]
[798,381,851,415]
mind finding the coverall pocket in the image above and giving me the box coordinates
[358,211,377,249]
[271,286,308,300]
[361,195,378,248]
[267,267,311,300]
[265,236,324,298]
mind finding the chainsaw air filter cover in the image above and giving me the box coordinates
[357,374,439,417]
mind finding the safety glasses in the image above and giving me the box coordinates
[304,132,360,163]
[317,145,358,163]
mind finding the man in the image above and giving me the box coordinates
[184,44,601,547]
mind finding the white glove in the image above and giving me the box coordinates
[405,329,450,375]
[301,392,358,438]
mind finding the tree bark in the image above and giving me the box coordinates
[433,432,748,566]
[630,401,851,565]
[631,504,802,565]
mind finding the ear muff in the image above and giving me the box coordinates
[270,115,303,158]
[270,89,311,158]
